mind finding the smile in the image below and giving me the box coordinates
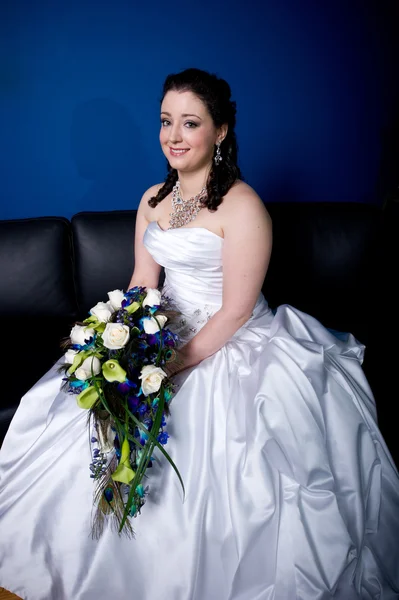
[170,148,190,157]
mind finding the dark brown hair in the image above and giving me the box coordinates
[148,68,242,211]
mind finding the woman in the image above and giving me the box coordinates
[0,68,398,600]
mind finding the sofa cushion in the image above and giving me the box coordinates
[0,217,78,440]
[72,211,138,318]
[0,316,74,441]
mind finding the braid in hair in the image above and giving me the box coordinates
[148,166,178,208]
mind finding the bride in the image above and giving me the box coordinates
[0,67,398,600]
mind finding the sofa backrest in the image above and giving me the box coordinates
[0,217,77,319]
[71,211,137,317]
[70,203,384,344]
[264,202,383,344]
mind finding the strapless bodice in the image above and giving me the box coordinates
[143,221,225,307]
[143,220,270,341]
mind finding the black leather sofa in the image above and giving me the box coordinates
[1,201,398,465]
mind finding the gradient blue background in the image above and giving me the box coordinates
[0,0,398,220]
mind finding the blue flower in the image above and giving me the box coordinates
[136,484,145,498]
[128,395,140,412]
[146,333,159,346]
[125,286,143,299]
[69,380,88,389]
[138,403,148,416]
[117,379,137,395]
[71,335,96,351]
[137,337,147,349]
[139,430,149,446]
[117,382,130,395]
[157,431,169,445]
[68,380,89,394]
[143,418,153,430]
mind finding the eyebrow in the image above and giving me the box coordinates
[161,111,202,120]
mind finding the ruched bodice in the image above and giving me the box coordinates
[144,221,225,306]
[143,221,268,341]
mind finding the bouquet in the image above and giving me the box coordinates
[61,286,184,538]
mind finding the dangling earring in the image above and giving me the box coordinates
[214,142,222,165]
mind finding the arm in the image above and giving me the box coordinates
[128,185,162,290]
[168,187,272,374]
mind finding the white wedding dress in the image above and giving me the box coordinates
[0,221,398,600]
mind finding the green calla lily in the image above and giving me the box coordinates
[68,351,88,375]
[126,301,140,314]
[111,438,135,484]
[102,360,127,383]
[77,385,100,409]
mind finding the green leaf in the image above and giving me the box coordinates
[119,388,185,532]
[91,321,106,333]
[83,315,98,325]
[126,301,140,314]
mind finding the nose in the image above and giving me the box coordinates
[169,122,183,144]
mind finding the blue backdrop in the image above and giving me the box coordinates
[0,0,398,220]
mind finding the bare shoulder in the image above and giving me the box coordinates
[219,180,272,231]
[138,183,164,220]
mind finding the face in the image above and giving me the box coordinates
[160,90,225,174]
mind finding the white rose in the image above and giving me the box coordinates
[64,348,78,364]
[90,301,114,322]
[75,356,101,381]
[108,289,125,311]
[143,315,168,335]
[142,288,162,308]
[139,365,167,396]
[70,324,95,346]
[102,323,130,350]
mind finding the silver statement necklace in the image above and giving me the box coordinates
[168,180,207,230]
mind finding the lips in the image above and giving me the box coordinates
[169,148,190,157]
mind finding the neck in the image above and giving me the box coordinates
[177,167,210,200]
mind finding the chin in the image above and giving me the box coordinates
[167,158,192,172]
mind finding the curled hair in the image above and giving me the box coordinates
[148,68,242,211]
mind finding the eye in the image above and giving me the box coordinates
[184,121,198,128]
[161,119,171,127]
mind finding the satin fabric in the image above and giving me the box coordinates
[0,221,398,600]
